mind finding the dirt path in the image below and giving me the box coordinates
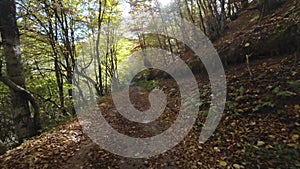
[62,54,299,169]
[0,54,299,169]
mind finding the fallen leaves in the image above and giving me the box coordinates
[2,54,299,168]
[0,120,86,169]
[1,9,300,168]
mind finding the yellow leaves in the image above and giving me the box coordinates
[287,143,297,148]
[62,0,69,4]
[4,155,12,161]
[265,144,273,149]
[233,163,244,169]
[230,121,236,127]
[237,109,244,113]
[291,71,297,76]
[249,121,256,126]
[47,151,54,156]
[219,160,227,167]
[213,147,221,152]
[268,134,276,139]
[291,134,299,141]
[294,105,300,111]
[257,141,265,146]
[244,42,250,47]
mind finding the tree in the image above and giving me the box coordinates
[257,0,287,19]
[241,0,249,9]
[0,0,41,142]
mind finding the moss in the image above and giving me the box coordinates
[187,59,204,74]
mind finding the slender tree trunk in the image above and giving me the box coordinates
[95,0,106,96]
[220,0,227,35]
[241,0,249,9]
[196,0,207,34]
[0,0,40,142]
[156,3,175,61]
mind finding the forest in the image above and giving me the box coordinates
[0,0,299,168]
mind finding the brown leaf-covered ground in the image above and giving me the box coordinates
[1,0,299,168]
[1,54,298,169]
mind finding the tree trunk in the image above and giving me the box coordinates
[241,0,249,9]
[0,0,40,142]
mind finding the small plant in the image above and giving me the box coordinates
[253,101,275,112]
[227,101,239,114]
[131,80,159,91]
[287,80,300,92]
[242,144,300,168]
[195,101,204,107]
[272,83,297,98]
[199,110,209,116]
[276,90,297,98]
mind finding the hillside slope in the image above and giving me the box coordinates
[0,0,299,168]
[216,0,299,64]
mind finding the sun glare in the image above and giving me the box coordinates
[158,0,173,7]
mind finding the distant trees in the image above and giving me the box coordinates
[0,0,123,147]
[77,0,121,95]
[127,0,251,48]
[0,0,41,142]
[17,0,80,116]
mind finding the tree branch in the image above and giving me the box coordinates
[0,75,41,127]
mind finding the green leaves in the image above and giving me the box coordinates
[195,101,204,107]
[242,144,300,168]
[198,110,209,116]
[276,90,297,98]
[287,80,300,92]
[131,80,159,91]
[252,101,275,112]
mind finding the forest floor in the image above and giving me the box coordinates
[0,54,298,169]
[0,1,299,169]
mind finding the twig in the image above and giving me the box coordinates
[246,53,253,80]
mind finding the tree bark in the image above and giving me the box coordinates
[0,0,41,142]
